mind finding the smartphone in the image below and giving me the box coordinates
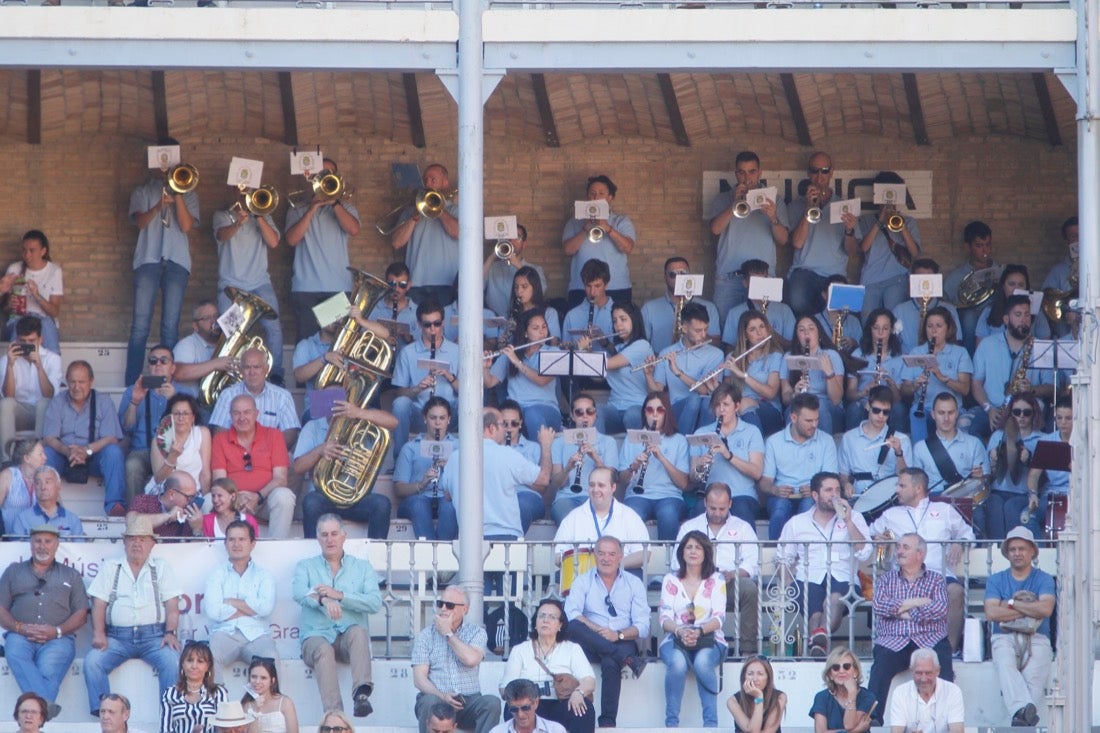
[15,343,34,356]
[142,374,167,389]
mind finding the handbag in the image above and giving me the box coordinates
[65,390,96,485]
[999,591,1041,634]
[534,652,590,700]
[673,630,716,653]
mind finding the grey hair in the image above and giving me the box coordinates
[443,585,470,605]
[910,647,940,670]
[33,465,61,485]
[315,513,346,533]
[900,532,928,555]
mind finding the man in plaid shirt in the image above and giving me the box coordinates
[867,532,953,725]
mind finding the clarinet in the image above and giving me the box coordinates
[631,422,655,494]
[392,292,399,321]
[695,415,722,497]
[429,427,442,520]
[569,440,585,493]
[428,336,437,399]
[586,297,595,334]
[797,341,811,393]
[913,336,934,420]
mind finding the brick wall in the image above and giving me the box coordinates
[0,132,1077,342]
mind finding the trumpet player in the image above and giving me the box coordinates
[856,171,922,313]
[644,302,725,433]
[126,137,199,385]
[390,163,459,306]
[837,385,911,500]
[483,223,547,318]
[640,257,721,353]
[562,175,635,309]
[943,220,998,353]
[285,157,361,341]
[213,187,284,384]
[688,383,764,527]
[787,152,858,318]
[548,393,618,524]
[707,150,790,322]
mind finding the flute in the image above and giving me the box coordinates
[689,335,772,392]
[484,336,555,360]
[631,341,708,372]
[559,332,614,350]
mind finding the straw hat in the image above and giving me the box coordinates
[211,701,250,727]
[122,513,157,539]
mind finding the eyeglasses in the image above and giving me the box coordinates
[868,406,890,416]
[242,452,253,472]
[167,485,198,501]
[604,594,618,617]
[388,280,410,289]
[421,319,444,329]
[644,405,666,414]
[573,407,597,416]
[320,727,351,733]
[808,166,832,175]
[830,662,854,672]
[435,600,466,610]
[501,419,522,428]
[147,355,172,365]
[507,705,534,714]
[1012,408,1034,417]
[171,411,194,419]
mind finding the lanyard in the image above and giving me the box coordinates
[906,501,932,533]
[590,500,613,537]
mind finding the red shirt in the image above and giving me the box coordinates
[211,424,290,493]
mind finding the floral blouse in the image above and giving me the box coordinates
[658,571,727,648]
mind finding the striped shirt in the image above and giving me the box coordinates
[872,566,948,651]
[160,684,226,733]
[208,382,301,432]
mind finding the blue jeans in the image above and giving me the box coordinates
[3,633,75,702]
[45,444,126,513]
[217,283,284,381]
[127,260,189,384]
[302,490,392,539]
[624,495,685,541]
[785,268,828,318]
[744,402,784,438]
[600,404,643,435]
[84,624,179,715]
[517,488,545,533]
[766,495,814,540]
[712,271,748,332]
[6,315,59,354]
[861,273,910,313]
[398,494,458,540]
[659,639,723,727]
[672,394,709,434]
[523,403,563,440]
[391,395,427,459]
[551,495,586,525]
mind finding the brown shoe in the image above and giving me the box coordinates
[108,504,128,517]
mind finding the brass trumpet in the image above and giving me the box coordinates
[733,198,752,219]
[161,163,199,228]
[494,240,515,260]
[231,185,280,218]
[805,189,822,224]
[588,224,605,243]
[288,171,346,209]
[416,187,457,219]
[886,213,905,233]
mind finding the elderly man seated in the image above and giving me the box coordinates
[887,647,964,733]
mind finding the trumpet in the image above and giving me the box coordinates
[886,213,905,233]
[588,224,605,243]
[161,163,199,227]
[733,197,752,219]
[805,189,822,224]
[288,171,346,209]
[689,335,772,392]
[494,240,515,260]
[631,341,708,372]
[484,335,555,360]
[231,185,280,218]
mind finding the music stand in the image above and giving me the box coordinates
[543,346,607,408]
[1030,339,1079,400]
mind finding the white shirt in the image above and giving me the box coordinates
[489,717,567,733]
[553,499,648,558]
[87,557,181,627]
[6,260,63,320]
[887,678,965,733]
[501,639,595,694]
[673,513,759,578]
[0,347,63,405]
[776,508,872,584]
[869,497,974,577]
[203,559,277,641]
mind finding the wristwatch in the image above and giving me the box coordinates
[55,626,62,639]
[85,448,93,457]
[617,631,625,641]
[1007,598,1016,609]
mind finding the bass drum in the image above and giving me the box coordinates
[559,549,595,596]
[853,475,900,522]
[1045,494,1068,540]
[934,477,990,524]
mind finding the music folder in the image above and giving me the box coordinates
[1030,440,1071,473]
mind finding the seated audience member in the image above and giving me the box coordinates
[658,531,726,728]
[602,301,655,434]
[209,347,301,450]
[500,598,596,733]
[563,536,650,729]
[510,265,562,343]
[0,438,45,534]
[899,306,973,443]
[984,526,1055,728]
[843,308,907,432]
[867,533,953,725]
[211,395,295,539]
[985,392,1045,540]
[484,309,564,440]
[392,298,460,454]
[562,259,615,342]
[554,466,648,570]
[616,391,690,541]
[412,586,501,733]
[641,257,721,353]
[724,309,785,437]
[493,679,569,733]
[98,693,141,733]
[644,302,725,433]
[720,260,797,345]
[201,477,259,538]
[292,514,382,718]
[548,394,619,524]
[689,382,765,527]
[120,344,192,500]
[369,262,420,352]
[294,403,397,541]
[869,469,973,653]
[12,692,48,733]
[499,399,550,533]
[759,392,839,539]
[838,385,911,499]
[0,231,63,353]
[394,396,459,540]
[776,472,870,657]
[891,258,963,354]
[674,483,760,656]
[887,648,964,733]
[83,514,182,716]
[726,654,787,733]
[211,700,252,733]
[975,264,1051,344]
[42,360,126,516]
[779,315,844,436]
[912,392,989,496]
[484,223,546,318]
[127,470,204,539]
[160,639,227,733]
[9,466,84,538]
[240,657,300,733]
[562,176,636,308]
[172,301,229,395]
[943,219,997,353]
[440,407,551,541]
[809,645,876,733]
[204,520,278,674]
[145,393,211,500]
[0,316,62,462]
[0,523,88,720]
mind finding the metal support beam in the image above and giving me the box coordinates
[436,68,504,105]
[780,73,812,147]
[657,73,690,147]
[902,73,931,145]
[278,71,298,147]
[25,69,40,145]
[531,73,560,148]
[403,73,427,149]
[1032,72,1063,146]
[152,70,169,142]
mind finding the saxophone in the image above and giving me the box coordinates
[316,268,395,389]
[199,287,278,407]
[832,309,845,350]
[917,296,930,345]
[314,358,391,507]
[428,427,443,520]
[672,294,686,342]
[1006,336,1035,401]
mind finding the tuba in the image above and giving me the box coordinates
[314,359,391,507]
[316,269,395,389]
[199,287,278,407]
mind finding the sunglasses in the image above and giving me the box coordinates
[320,727,351,733]
[501,419,522,428]
[808,166,832,175]
[435,600,466,610]
[421,319,444,328]
[34,576,45,596]
[573,407,597,416]
[868,406,890,416]
[644,405,666,414]
[242,452,253,472]
[507,704,534,714]
[1012,408,1034,417]
[604,594,618,618]
[148,355,172,365]
[830,662,854,672]
[388,280,410,288]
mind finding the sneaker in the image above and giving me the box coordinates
[46,704,60,721]
[809,627,829,650]
[1011,702,1038,727]
[108,504,128,517]
[623,655,649,678]
[809,643,828,658]
[353,692,373,718]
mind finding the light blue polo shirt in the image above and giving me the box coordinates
[562,299,614,341]
[562,212,636,291]
[213,208,280,291]
[837,422,913,495]
[690,419,765,499]
[987,429,1044,495]
[394,433,460,493]
[485,260,547,318]
[972,333,1054,406]
[605,340,654,412]
[285,201,358,292]
[653,341,725,403]
[392,338,460,408]
[788,197,849,278]
[899,343,972,415]
[618,433,690,502]
[891,298,963,354]
[722,301,796,345]
[444,438,540,538]
[641,294,721,354]
[762,423,839,488]
[551,431,619,503]
[488,348,561,408]
[743,351,784,410]
[398,203,460,287]
[913,431,989,493]
[707,190,789,276]
[777,348,845,403]
[130,178,199,272]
